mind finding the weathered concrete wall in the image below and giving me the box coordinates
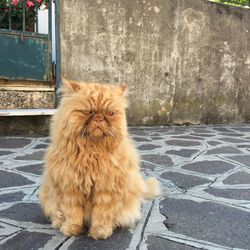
[60,0,250,125]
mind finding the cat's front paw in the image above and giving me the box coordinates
[60,222,82,236]
[88,226,113,240]
[51,217,64,229]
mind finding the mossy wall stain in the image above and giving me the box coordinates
[60,0,250,125]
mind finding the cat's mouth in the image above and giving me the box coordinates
[81,126,106,139]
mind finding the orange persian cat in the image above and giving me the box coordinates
[39,79,160,239]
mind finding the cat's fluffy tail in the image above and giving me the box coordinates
[142,177,161,200]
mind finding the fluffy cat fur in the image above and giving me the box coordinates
[39,79,160,239]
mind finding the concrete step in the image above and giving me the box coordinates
[0,109,56,116]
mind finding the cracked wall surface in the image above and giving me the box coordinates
[60,0,250,125]
[0,125,250,249]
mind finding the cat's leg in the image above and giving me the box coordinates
[88,192,118,239]
[59,192,85,236]
[39,180,65,229]
[114,196,141,228]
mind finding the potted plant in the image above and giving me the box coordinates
[0,0,49,32]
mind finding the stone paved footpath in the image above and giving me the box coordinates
[0,125,250,250]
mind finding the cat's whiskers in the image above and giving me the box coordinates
[107,130,119,143]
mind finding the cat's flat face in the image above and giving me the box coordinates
[59,79,127,141]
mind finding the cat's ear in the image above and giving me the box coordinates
[117,84,127,96]
[61,77,81,93]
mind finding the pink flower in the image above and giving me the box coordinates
[36,0,42,2]
[12,0,19,6]
[26,0,35,7]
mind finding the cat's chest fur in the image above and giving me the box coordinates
[71,149,125,196]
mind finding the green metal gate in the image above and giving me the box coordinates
[0,0,53,82]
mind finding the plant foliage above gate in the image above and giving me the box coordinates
[0,0,49,31]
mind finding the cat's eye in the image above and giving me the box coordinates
[75,109,93,115]
[82,109,93,115]
[105,111,115,116]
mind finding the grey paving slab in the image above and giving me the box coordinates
[16,163,44,175]
[68,229,132,250]
[0,151,13,157]
[33,144,48,149]
[0,192,25,204]
[0,125,249,250]
[0,138,31,149]
[15,150,45,161]
[206,146,243,155]
[219,137,248,144]
[0,170,34,188]
[190,133,215,137]
[0,231,53,250]
[181,160,236,175]
[204,188,250,200]
[137,144,162,150]
[146,236,200,250]
[160,198,250,249]
[165,149,199,158]
[172,135,205,140]
[142,154,173,167]
[228,155,250,167]
[165,140,201,147]
[133,137,151,142]
[0,203,48,225]
[161,172,210,190]
[206,140,222,146]
[223,171,250,185]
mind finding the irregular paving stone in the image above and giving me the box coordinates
[160,198,250,249]
[182,161,235,175]
[0,203,48,225]
[191,128,213,134]
[165,149,199,158]
[237,144,250,148]
[132,137,151,142]
[33,144,48,149]
[165,140,201,147]
[206,141,222,146]
[0,151,13,157]
[166,131,186,135]
[150,132,161,136]
[15,150,45,161]
[141,161,158,171]
[230,127,250,132]
[212,127,234,133]
[219,133,244,137]
[0,192,25,204]
[42,138,50,143]
[228,155,250,167]
[151,136,164,140]
[204,188,250,200]
[0,231,53,250]
[223,171,250,185]
[190,133,215,137]
[146,236,200,250]
[68,229,132,250]
[137,144,162,150]
[142,154,173,166]
[206,146,243,155]
[219,137,248,144]
[161,172,210,189]
[172,135,204,140]
[16,163,44,175]
[0,138,31,149]
[0,170,34,188]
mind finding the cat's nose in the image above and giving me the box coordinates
[93,113,104,122]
